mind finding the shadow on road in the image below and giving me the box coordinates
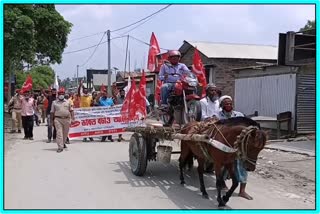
[114,160,232,210]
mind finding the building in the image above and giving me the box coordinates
[233,30,315,135]
[178,41,278,98]
[86,69,117,90]
[117,71,157,106]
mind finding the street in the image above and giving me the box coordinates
[4,116,315,209]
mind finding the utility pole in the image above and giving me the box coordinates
[107,30,111,94]
[76,65,79,86]
[128,51,131,73]
[124,35,129,72]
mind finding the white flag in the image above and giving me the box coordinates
[53,72,59,90]
[124,74,131,97]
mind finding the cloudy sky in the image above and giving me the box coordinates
[52,4,315,79]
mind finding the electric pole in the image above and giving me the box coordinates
[124,35,129,72]
[107,30,111,94]
[76,65,79,86]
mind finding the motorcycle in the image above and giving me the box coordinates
[159,70,202,126]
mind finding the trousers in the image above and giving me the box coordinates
[54,117,71,149]
[160,83,174,105]
[22,115,34,138]
[11,110,22,131]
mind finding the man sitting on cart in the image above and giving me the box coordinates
[158,50,190,109]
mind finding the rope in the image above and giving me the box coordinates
[197,142,214,163]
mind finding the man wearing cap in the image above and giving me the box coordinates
[20,90,37,140]
[218,95,252,200]
[50,88,74,153]
[218,95,244,119]
[9,89,22,133]
[200,83,221,121]
[159,50,190,108]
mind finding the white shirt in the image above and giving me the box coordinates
[200,97,220,120]
[217,110,244,119]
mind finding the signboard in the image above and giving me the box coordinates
[92,73,116,86]
[69,105,144,138]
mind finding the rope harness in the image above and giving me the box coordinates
[190,120,260,165]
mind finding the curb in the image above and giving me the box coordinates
[265,145,315,157]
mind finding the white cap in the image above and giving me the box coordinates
[219,95,232,103]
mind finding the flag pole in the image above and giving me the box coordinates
[127,75,132,127]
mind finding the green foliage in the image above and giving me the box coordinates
[4,4,73,75]
[16,66,55,90]
[299,20,315,34]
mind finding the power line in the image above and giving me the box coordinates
[68,31,105,42]
[111,4,172,33]
[129,35,170,51]
[63,34,169,55]
[120,15,154,36]
[79,32,106,67]
[63,35,127,55]
[65,5,172,43]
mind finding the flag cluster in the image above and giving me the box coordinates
[120,71,147,120]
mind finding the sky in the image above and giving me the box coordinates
[52,4,315,80]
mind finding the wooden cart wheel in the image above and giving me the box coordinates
[129,132,148,176]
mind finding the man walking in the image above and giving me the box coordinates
[115,89,126,142]
[78,81,94,142]
[217,95,252,200]
[50,88,74,153]
[20,90,36,140]
[45,88,57,143]
[37,91,46,123]
[9,89,22,133]
[97,89,114,142]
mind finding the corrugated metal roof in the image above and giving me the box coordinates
[186,41,278,60]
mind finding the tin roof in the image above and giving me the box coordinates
[183,41,278,60]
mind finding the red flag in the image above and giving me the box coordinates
[147,32,160,72]
[100,83,106,92]
[192,48,207,98]
[120,77,137,120]
[21,75,33,93]
[155,79,162,105]
[134,71,147,117]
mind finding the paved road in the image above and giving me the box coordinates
[4,124,315,209]
[266,139,315,156]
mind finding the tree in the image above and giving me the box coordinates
[299,20,315,34]
[4,4,72,75]
[16,65,55,90]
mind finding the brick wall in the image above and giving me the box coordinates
[180,46,276,99]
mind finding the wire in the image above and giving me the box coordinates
[120,15,154,36]
[64,5,171,44]
[63,34,169,55]
[68,31,105,42]
[79,32,106,67]
[64,35,127,55]
[129,35,170,51]
[111,4,172,33]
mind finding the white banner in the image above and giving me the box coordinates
[69,105,144,139]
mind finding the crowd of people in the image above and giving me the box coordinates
[8,81,129,153]
[8,49,253,200]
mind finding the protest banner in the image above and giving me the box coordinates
[69,105,144,139]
